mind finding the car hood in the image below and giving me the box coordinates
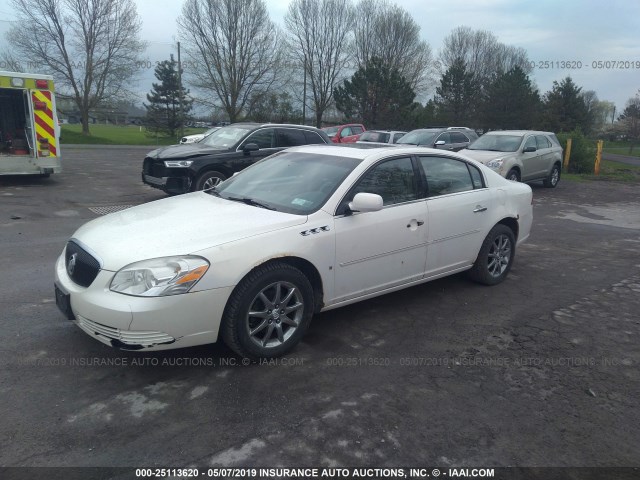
[146,143,229,159]
[71,193,307,271]
[459,149,516,164]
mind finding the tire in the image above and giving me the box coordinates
[194,170,226,191]
[221,262,314,359]
[468,224,516,286]
[506,168,520,182]
[543,163,561,188]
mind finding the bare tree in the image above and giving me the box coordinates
[353,0,434,94]
[6,0,145,135]
[285,0,354,127]
[438,26,532,86]
[178,0,282,123]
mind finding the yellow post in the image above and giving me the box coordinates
[563,138,572,172]
[594,140,603,175]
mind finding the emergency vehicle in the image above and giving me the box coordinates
[0,71,61,176]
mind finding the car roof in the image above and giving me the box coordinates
[483,130,554,136]
[281,143,473,161]
[230,122,322,130]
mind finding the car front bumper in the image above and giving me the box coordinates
[54,253,233,351]
[141,173,190,195]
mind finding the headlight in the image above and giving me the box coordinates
[110,256,209,297]
[164,160,194,168]
[486,158,504,169]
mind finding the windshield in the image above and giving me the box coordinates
[468,134,523,152]
[200,125,252,148]
[396,130,437,146]
[215,151,362,215]
[322,126,339,137]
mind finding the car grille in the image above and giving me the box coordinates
[65,240,101,287]
[143,157,166,177]
[78,316,175,346]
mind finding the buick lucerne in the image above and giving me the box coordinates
[55,145,533,358]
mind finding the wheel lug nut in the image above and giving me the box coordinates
[280,309,284,314]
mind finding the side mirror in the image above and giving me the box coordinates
[348,193,383,214]
[243,143,259,154]
[523,146,537,153]
[434,140,446,146]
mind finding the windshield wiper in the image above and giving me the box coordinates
[225,195,276,210]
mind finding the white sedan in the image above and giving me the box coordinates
[54,145,533,358]
[179,127,220,144]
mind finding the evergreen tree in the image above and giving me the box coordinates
[144,56,193,137]
[541,77,589,133]
[482,66,541,130]
[433,58,480,126]
[333,57,416,129]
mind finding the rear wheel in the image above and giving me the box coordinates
[506,168,520,182]
[221,262,314,359]
[468,224,516,286]
[194,170,226,191]
[543,163,561,188]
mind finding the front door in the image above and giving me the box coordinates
[333,156,427,303]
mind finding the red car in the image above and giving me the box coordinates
[322,124,366,143]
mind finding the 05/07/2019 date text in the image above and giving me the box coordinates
[529,60,640,69]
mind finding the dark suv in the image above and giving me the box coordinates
[396,127,478,151]
[142,123,331,195]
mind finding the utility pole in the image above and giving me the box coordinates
[302,55,307,125]
[177,41,184,139]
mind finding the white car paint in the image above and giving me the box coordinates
[55,145,532,352]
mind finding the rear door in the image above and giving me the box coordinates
[450,132,471,151]
[535,135,554,178]
[419,155,492,276]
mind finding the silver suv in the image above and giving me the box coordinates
[461,130,563,187]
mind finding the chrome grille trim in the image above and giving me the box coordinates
[78,317,175,346]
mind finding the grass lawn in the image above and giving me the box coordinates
[602,140,640,158]
[564,159,640,182]
[60,124,207,146]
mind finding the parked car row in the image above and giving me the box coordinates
[321,123,562,188]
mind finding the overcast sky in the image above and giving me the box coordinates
[1,0,639,114]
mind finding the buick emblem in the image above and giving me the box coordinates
[67,253,77,276]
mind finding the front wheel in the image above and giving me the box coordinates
[506,168,520,182]
[468,224,516,286]
[543,164,561,188]
[221,262,314,359]
[194,170,226,191]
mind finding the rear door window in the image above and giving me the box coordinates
[419,156,475,196]
[277,128,306,147]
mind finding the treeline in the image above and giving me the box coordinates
[4,0,639,141]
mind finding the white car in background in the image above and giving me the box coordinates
[357,130,407,145]
[461,130,563,187]
[179,127,220,144]
[55,145,533,358]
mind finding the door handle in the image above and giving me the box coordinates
[406,220,425,228]
[473,205,487,213]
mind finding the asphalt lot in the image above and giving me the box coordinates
[1,146,639,471]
